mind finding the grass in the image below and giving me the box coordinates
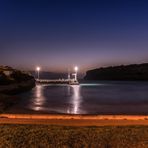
[0,125,148,148]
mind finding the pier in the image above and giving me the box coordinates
[35,66,79,84]
[36,79,79,85]
[36,79,70,84]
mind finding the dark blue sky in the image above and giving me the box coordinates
[0,0,148,73]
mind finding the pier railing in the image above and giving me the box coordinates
[36,79,79,84]
[36,79,71,84]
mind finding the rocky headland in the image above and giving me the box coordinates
[84,63,148,81]
[0,66,35,112]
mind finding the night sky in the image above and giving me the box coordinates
[0,0,148,73]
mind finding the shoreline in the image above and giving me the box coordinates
[5,104,148,115]
[1,114,148,126]
[2,114,148,120]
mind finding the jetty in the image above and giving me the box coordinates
[35,66,79,85]
[36,79,79,85]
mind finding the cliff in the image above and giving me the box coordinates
[0,66,35,112]
[84,63,148,81]
[0,66,35,94]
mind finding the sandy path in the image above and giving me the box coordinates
[1,114,148,126]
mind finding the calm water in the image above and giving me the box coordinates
[17,81,148,115]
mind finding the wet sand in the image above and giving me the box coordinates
[1,114,148,126]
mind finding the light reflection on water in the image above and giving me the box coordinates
[80,83,105,86]
[67,85,82,114]
[18,81,148,115]
[28,84,83,114]
[29,85,45,111]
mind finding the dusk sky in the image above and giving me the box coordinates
[0,0,148,73]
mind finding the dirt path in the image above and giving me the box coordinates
[1,114,148,126]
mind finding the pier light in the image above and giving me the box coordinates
[74,66,78,72]
[36,67,40,71]
[36,66,41,80]
[74,66,78,81]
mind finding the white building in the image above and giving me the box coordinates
[3,70,13,76]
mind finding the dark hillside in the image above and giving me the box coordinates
[84,63,148,80]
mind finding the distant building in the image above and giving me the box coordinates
[0,66,13,76]
[3,70,13,76]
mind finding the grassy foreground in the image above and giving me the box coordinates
[0,125,148,148]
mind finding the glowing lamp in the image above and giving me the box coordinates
[36,67,40,71]
[74,66,78,72]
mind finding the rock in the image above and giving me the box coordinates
[84,63,148,81]
[0,66,35,94]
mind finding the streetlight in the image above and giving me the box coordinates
[74,66,78,72]
[36,67,41,80]
[74,66,78,81]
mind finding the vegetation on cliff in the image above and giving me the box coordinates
[0,66,34,85]
[0,66,35,93]
[84,63,148,81]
